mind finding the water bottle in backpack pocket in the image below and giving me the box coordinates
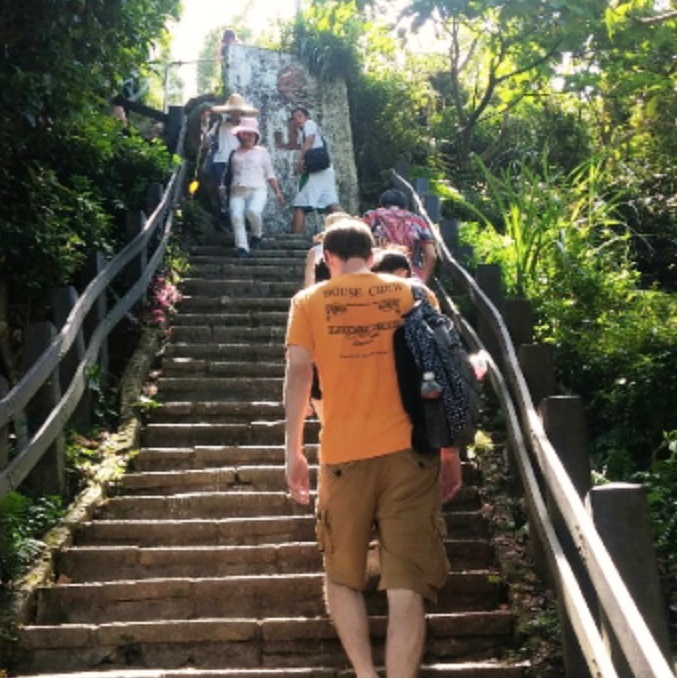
[420,371,452,449]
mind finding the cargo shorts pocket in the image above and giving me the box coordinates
[315,509,333,555]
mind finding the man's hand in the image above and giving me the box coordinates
[284,344,314,505]
[286,451,311,505]
[440,447,462,503]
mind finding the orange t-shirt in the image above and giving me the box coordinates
[286,272,435,464]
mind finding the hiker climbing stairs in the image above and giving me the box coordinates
[9,230,529,677]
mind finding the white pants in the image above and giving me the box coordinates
[229,186,267,250]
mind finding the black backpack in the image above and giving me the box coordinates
[394,284,481,453]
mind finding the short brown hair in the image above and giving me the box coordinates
[322,219,374,261]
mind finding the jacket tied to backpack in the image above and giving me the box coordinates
[394,284,481,454]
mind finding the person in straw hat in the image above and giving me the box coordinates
[227,116,284,257]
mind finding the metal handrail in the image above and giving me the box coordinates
[393,170,674,678]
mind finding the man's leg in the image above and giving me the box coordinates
[385,588,426,678]
[324,577,379,678]
[291,207,306,234]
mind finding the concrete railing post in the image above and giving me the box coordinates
[540,395,593,678]
[126,211,148,306]
[423,193,441,223]
[517,344,556,409]
[79,253,109,382]
[502,298,534,348]
[51,286,91,430]
[23,321,65,496]
[439,218,459,257]
[587,483,672,676]
[475,264,503,367]
[146,182,164,215]
[413,177,429,197]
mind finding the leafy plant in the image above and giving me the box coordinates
[0,493,64,583]
[633,433,677,616]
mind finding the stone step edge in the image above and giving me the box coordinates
[20,610,515,645]
[9,664,530,678]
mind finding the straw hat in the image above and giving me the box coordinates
[211,92,259,115]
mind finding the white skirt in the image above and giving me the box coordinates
[292,167,339,210]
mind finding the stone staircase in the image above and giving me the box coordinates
[9,231,529,677]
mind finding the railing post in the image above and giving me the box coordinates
[502,298,534,348]
[517,344,556,408]
[540,395,593,678]
[423,193,441,223]
[587,483,672,675]
[439,218,459,257]
[146,182,164,215]
[23,321,65,496]
[0,375,8,471]
[126,211,148,306]
[475,264,503,367]
[79,253,110,381]
[51,286,91,430]
[413,177,429,197]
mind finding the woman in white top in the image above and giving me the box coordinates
[228,117,285,257]
[290,106,342,234]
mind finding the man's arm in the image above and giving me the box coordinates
[284,344,314,504]
[440,447,462,503]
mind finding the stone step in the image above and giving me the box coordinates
[188,262,305,280]
[189,237,311,255]
[9,664,529,678]
[171,312,289,328]
[74,515,319,547]
[179,279,299,298]
[149,401,285,423]
[160,359,285,379]
[168,325,286,345]
[118,465,479,497]
[73,513,490,547]
[177,296,291,313]
[130,446,482,486]
[32,573,506,625]
[16,613,523,675]
[55,539,496,582]
[141,421,316,447]
[153,378,285,402]
[131,445,297,471]
[99,489,479,520]
[163,343,285,361]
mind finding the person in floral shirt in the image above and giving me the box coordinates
[362,189,437,282]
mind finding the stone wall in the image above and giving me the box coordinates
[226,44,359,235]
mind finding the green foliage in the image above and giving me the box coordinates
[0,0,179,321]
[285,1,440,205]
[633,434,677,610]
[456,152,677,465]
[282,1,364,83]
[0,493,64,583]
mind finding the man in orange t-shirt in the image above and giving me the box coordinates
[284,218,461,678]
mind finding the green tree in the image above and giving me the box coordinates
[0,0,179,384]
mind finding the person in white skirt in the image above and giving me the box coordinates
[290,106,343,234]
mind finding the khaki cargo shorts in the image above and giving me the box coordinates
[315,448,449,603]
